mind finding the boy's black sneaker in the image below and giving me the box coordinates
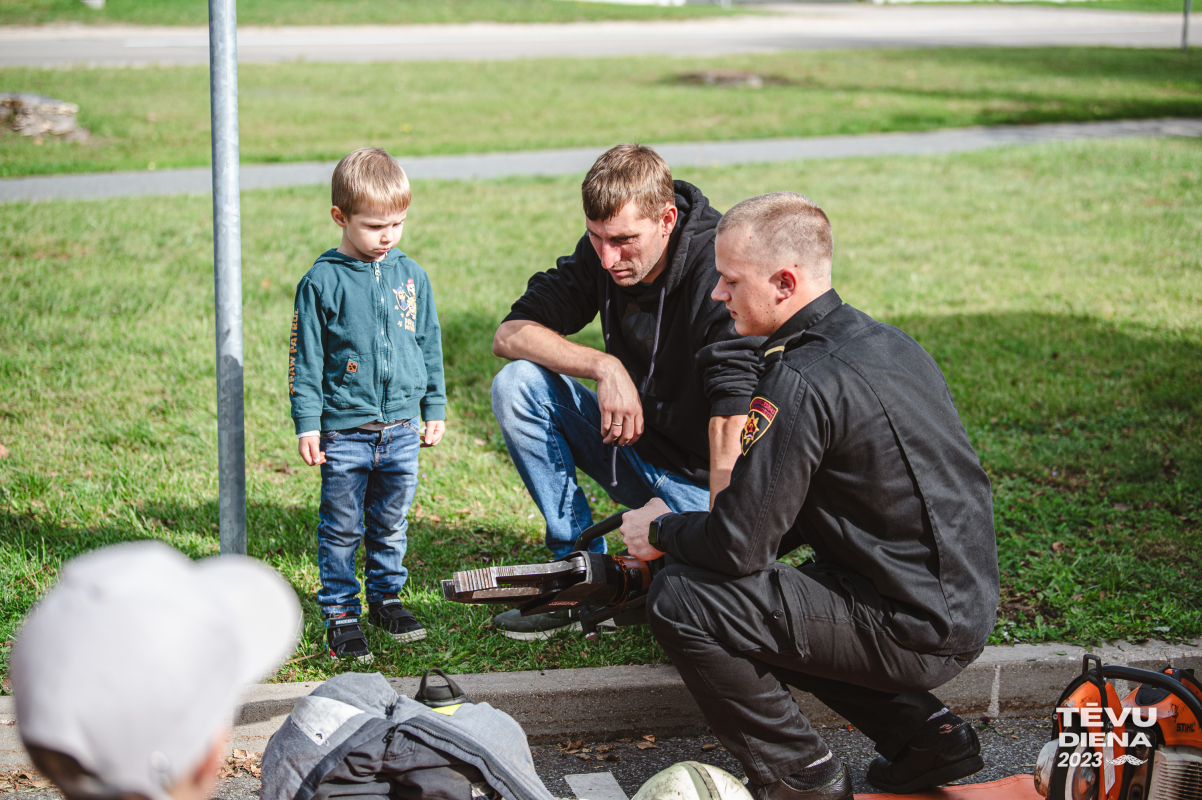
[368,595,426,643]
[326,614,373,664]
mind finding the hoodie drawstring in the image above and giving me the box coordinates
[610,285,667,488]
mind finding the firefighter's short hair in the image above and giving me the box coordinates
[717,192,833,280]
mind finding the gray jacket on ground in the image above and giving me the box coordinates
[261,673,553,800]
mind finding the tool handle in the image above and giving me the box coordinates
[571,511,626,552]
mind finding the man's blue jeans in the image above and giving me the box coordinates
[491,360,710,559]
[317,421,420,617]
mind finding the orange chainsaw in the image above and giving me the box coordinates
[1033,654,1202,800]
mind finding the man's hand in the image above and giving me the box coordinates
[298,436,325,466]
[493,319,644,446]
[621,497,671,561]
[422,420,445,447]
[597,358,644,447]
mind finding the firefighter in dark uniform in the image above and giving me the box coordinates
[620,192,1000,800]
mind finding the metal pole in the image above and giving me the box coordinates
[208,0,246,555]
[1185,0,1192,53]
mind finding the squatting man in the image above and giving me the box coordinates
[620,192,1001,800]
[489,144,761,639]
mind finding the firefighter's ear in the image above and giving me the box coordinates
[773,267,798,298]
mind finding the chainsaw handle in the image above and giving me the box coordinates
[571,511,626,552]
[1092,664,1202,721]
[1062,659,1202,724]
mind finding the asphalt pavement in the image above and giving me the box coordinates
[4,118,1201,204]
[12,719,1055,800]
[0,4,1187,69]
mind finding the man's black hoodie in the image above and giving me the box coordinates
[504,180,762,484]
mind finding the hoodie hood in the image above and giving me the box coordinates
[313,247,403,272]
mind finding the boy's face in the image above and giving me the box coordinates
[332,205,407,263]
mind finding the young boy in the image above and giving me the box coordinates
[290,146,446,663]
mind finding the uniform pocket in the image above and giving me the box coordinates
[771,565,810,658]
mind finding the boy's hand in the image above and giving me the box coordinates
[422,420,445,447]
[298,436,326,466]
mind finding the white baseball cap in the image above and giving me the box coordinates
[11,541,302,800]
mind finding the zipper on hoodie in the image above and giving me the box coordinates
[374,261,390,416]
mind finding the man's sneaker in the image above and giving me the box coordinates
[866,712,983,793]
[326,614,373,664]
[367,596,427,643]
[491,607,617,640]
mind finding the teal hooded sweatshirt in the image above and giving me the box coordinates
[289,248,445,434]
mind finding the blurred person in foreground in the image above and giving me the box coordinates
[619,193,999,800]
[11,541,301,800]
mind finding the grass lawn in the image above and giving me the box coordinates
[0,0,730,27]
[1,137,1200,683]
[2,47,1200,177]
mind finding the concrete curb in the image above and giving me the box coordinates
[2,640,1198,768]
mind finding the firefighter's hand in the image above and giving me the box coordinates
[298,436,325,466]
[422,420,445,447]
[596,356,643,447]
[621,498,670,561]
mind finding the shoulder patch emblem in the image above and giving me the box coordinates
[741,397,778,455]
[346,360,358,374]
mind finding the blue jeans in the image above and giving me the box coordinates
[491,360,710,559]
[317,420,420,617]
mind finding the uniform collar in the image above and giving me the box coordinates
[759,289,843,359]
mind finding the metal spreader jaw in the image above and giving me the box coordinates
[441,512,661,638]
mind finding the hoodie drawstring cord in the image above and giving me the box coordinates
[610,285,667,489]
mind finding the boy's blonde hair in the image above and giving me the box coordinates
[581,143,675,222]
[331,147,411,217]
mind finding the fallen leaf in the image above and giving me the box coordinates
[275,465,295,475]
[435,494,447,501]
[474,438,487,446]
[428,515,442,523]
[637,742,659,750]
[573,754,591,761]
[700,743,717,751]
[618,738,633,743]
[1051,541,1065,553]
[597,754,620,762]
[642,735,655,743]
[594,744,616,753]
[0,443,9,458]
[457,507,471,514]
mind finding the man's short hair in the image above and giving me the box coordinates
[716,192,833,280]
[332,146,411,217]
[581,144,675,222]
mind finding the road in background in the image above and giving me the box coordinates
[4,118,1200,204]
[0,5,1184,69]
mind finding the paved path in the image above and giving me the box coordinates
[3,118,1200,204]
[0,4,1187,69]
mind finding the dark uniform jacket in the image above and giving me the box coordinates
[504,180,762,484]
[656,289,999,656]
